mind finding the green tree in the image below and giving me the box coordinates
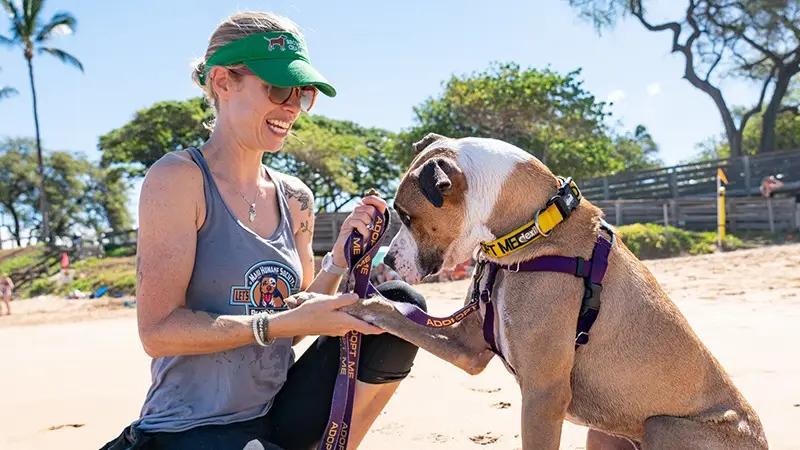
[698,0,800,153]
[265,115,404,211]
[98,97,213,176]
[98,97,404,212]
[612,124,663,172]
[35,151,131,239]
[0,138,131,243]
[0,138,37,245]
[1,0,84,242]
[692,107,800,161]
[567,0,800,157]
[397,61,657,179]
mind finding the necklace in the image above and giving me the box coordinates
[223,167,265,222]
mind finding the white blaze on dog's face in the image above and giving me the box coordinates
[385,133,537,284]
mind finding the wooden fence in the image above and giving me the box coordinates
[310,197,799,253]
[594,197,799,232]
[89,197,798,257]
[576,149,800,201]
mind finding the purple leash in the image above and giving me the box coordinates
[318,204,483,450]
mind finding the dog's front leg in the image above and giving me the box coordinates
[519,377,572,450]
[343,297,494,375]
[506,307,577,449]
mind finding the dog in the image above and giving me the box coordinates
[343,133,768,449]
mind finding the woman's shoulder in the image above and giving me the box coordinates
[139,151,205,218]
[143,151,204,191]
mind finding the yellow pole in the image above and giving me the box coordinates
[717,168,727,249]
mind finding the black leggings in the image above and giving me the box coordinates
[100,281,427,450]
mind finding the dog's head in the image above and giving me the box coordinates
[385,133,554,284]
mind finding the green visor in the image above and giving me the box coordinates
[197,31,336,97]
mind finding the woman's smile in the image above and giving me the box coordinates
[266,118,291,136]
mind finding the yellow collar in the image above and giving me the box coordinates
[479,177,582,259]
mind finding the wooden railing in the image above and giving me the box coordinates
[575,149,800,201]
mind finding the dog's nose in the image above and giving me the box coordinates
[383,252,396,270]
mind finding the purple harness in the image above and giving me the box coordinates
[318,203,614,450]
[477,227,614,373]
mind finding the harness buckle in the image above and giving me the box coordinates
[575,331,590,345]
[581,281,603,315]
[574,257,586,277]
[547,177,582,220]
[509,262,520,273]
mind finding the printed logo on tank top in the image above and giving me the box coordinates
[230,261,300,314]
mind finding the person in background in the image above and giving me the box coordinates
[760,175,784,198]
[0,272,12,316]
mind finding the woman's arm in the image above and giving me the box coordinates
[280,177,342,296]
[135,153,256,357]
[135,155,380,358]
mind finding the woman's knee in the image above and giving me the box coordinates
[375,280,427,313]
[356,280,428,385]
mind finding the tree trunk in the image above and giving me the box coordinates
[27,56,50,243]
[2,202,22,247]
[691,73,742,158]
[760,71,792,154]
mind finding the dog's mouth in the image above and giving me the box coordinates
[419,250,444,279]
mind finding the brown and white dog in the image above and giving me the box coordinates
[343,133,768,449]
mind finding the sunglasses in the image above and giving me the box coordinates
[227,66,318,112]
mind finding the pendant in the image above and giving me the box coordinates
[248,204,256,222]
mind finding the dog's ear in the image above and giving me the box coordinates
[412,133,448,154]
[418,158,455,208]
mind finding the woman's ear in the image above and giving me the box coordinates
[210,66,234,100]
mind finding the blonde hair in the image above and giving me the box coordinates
[192,11,303,129]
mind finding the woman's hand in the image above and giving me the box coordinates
[331,194,388,268]
[274,292,383,337]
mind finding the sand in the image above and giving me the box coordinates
[1,243,799,449]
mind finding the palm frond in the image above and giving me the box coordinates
[0,0,19,20]
[23,0,44,32]
[0,0,26,44]
[18,0,40,39]
[0,86,18,99]
[39,47,84,72]
[0,34,14,46]
[36,12,76,42]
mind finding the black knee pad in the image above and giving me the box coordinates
[357,280,428,384]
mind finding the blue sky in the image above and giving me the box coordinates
[0,0,766,238]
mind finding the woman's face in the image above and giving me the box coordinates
[211,67,302,152]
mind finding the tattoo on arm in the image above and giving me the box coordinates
[283,182,310,211]
[299,220,311,235]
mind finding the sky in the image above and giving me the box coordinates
[0,0,768,241]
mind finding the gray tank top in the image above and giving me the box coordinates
[135,147,304,433]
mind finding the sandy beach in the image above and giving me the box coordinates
[1,243,798,449]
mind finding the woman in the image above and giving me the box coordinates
[0,272,12,315]
[101,11,426,450]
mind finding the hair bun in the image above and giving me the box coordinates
[191,59,206,87]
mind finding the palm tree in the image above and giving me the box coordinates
[0,0,83,243]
